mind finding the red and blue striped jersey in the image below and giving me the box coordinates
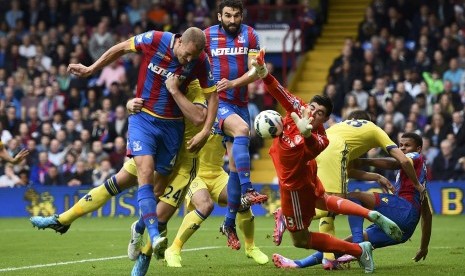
[395,152,428,209]
[204,24,260,107]
[130,31,216,119]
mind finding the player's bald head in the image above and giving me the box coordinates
[181,27,206,52]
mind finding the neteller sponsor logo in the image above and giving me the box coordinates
[210,47,248,56]
[147,63,186,81]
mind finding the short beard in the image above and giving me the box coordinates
[220,21,240,37]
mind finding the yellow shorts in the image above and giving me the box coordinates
[123,158,199,208]
[185,171,228,211]
[316,137,349,194]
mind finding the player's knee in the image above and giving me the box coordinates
[235,124,249,136]
[193,194,214,216]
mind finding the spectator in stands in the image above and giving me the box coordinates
[26,139,39,167]
[341,94,360,120]
[91,140,109,164]
[425,112,452,148]
[350,79,369,110]
[5,0,24,30]
[452,111,465,152]
[85,88,102,113]
[92,159,115,186]
[0,163,22,188]
[88,21,115,62]
[64,159,92,186]
[48,139,70,167]
[108,106,128,141]
[37,85,65,122]
[443,58,463,93]
[43,164,65,185]
[431,50,449,76]
[96,61,126,93]
[377,98,404,130]
[3,106,21,136]
[422,70,444,96]
[109,136,126,171]
[51,111,64,133]
[30,151,52,185]
[432,139,459,181]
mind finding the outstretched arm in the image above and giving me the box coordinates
[355,157,400,170]
[348,169,394,193]
[216,57,259,92]
[0,147,29,164]
[413,196,432,262]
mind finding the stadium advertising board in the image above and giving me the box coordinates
[1,181,463,217]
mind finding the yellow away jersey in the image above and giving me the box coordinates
[0,140,3,150]
[325,119,397,161]
[197,132,225,178]
[180,79,207,160]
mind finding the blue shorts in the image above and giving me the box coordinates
[127,112,184,176]
[366,193,420,249]
[216,101,250,143]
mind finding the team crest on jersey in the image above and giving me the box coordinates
[132,141,142,152]
[237,34,245,43]
[381,197,389,204]
[208,71,214,81]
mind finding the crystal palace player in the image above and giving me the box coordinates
[250,49,403,273]
[68,27,218,257]
[203,0,267,249]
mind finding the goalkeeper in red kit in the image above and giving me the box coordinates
[250,49,403,273]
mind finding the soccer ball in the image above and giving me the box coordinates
[254,110,283,138]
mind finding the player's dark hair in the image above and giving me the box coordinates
[218,0,243,14]
[402,132,423,148]
[311,95,333,116]
[347,110,371,121]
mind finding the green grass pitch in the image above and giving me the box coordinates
[0,215,463,275]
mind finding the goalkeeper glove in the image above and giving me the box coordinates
[290,106,314,138]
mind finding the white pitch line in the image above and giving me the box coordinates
[0,245,454,272]
[0,246,221,272]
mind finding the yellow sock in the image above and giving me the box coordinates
[58,185,112,225]
[319,216,336,260]
[141,234,153,255]
[237,209,255,250]
[313,208,329,220]
[170,210,205,253]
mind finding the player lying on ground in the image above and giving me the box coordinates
[272,132,432,269]
[250,48,402,273]
[309,109,426,268]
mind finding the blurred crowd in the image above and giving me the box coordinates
[323,0,465,181]
[0,0,319,187]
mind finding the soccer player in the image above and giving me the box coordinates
[250,49,402,273]
[67,27,218,255]
[272,132,432,269]
[160,127,269,268]
[293,109,427,267]
[30,80,209,260]
[0,140,29,164]
[203,0,268,248]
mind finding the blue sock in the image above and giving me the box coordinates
[348,197,364,243]
[295,251,323,268]
[232,136,252,193]
[137,185,159,242]
[135,216,145,234]
[224,172,240,227]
